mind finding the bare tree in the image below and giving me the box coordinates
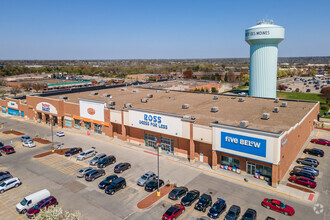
[9,87,21,97]
[0,79,7,86]
[0,89,6,98]
[32,83,43,92]
[34,206,81,220]
[21,82,33,91]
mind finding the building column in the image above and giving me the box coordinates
[189,122,195,163]
[212,150,218,170]
[42,113,46,123]
[109,122,114,138]
[271,164,279,188]
[121,111,127,142]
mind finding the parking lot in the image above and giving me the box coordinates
[281,77,329,94]
[0,116,329,219]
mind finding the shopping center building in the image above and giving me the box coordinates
[0,85,319,187]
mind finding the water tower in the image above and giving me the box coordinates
[245,20,285,98]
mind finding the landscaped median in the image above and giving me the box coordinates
[34,148,71,158]
[137,184,174,209]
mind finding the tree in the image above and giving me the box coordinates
[205,88,209,93]
[0,89,6,98]
[211,87,217,93]
[34,206,81,220]
[224,73,228,82]
[183,70,193,79]
[32,83,43,92]
[21,82,33,91]
[320,86,330,104]
[9,87,21,96]
[277,84,288,91]
[0,79,7,86]
[242,74,250,86]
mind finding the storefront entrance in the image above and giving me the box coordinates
[94,123,102,134]
[160,137,174,153]
[144,133,157,148]
[247,162,256,175]
[84,121,91,130]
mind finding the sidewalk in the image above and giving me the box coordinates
[2,114,319,203]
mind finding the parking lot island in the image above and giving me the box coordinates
[137,184,174,209]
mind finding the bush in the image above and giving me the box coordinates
[320,104,328,111]
[34,206,81,220]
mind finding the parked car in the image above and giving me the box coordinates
[0,142,3,147]
[168,186,188,200]
[0,171,13,183]
[181,189,200,206]
[64,147,82,157]
[56,131,65,137]
[296,158,319,167]
[85,169,105,181]
[224,205,241,220]
[76,148,97,161]
[0,145,16,154]
[76,167,95,178]
[145,179,164,192]
[0,177,21,193]
[242,208,257,220]
[114,162,131,173]
[105,177,126,195]
[26,196,58,218]
[137,171,156,186]
[21,136,32,142]
[16,189,51,214]
[261,198,295,216]
[293,166,319,176]
[207,198,227,219]
[89,153,107,166]
[97,155,116,168]
[98,175,118,189]
[303,148,324,157]
[194,193,212,212]
[22,140,36,148]
[290,170,316,180]
[311,138,330,146]
[162,204,185,220]
[265,217,275,220]
[288,176,316,188]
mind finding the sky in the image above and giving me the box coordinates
[0,0,329,60]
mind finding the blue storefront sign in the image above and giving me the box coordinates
[221,132,267,157]
[1,106,6,113]
[65,119,72,127]
[8,108,20,116]
[21,111,24,117]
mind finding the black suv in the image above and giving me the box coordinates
[208,198,227,219]
[194,193,212,212]
[224,205,241,220]
[85,169,105,181]
[105,177,126,195]
[181,190,200,206]
[168,186,188,200]
[242,208,257,220]
[114,162,131,173]
[98,175,118,189]
[0,171,12,183]
[97,156,116,168]
[303,148,324,157]
[145,179,164,192]
[64,148,82,157]
[290,170,315,180]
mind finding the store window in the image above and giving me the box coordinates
[74,119,81,128]
[84,121,91,130]
[247,162,272,178]
[160,137,174,153]
[144,133,157,148]
[221,156,240,169]
[94,123,102,134]
[65,120,72,127]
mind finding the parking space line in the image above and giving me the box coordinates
[179,205,195,220]
[191,210,204,216]
[316,131,319,137]
[0,199,23,219]
[59,164,82,172]
[61,166,83,175]
[164,199,176,205]
[123,187,144,202]
[0,211,12,219]
[113,185,132,197]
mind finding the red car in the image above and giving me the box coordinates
[311,139,330,146]
[162,204,185,220]
[288,176,316,188]
[261,198,295,216]
[26,196,58,218]
[0,146,16,155]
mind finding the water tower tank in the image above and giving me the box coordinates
[245,20,285,98]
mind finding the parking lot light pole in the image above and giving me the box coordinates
[157,143,160,197]
[47,118,55,152]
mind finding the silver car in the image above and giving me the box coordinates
[0,177,21,193]
[77,167,95,178]
[89,153,106,166]
[137,171,156,186]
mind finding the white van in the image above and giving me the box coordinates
[16,189,50,214]
[75,148,97,161]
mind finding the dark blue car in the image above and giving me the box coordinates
[208,198,227,219]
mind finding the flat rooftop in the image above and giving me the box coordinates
[138,80,219,91]
[47,87,316,133]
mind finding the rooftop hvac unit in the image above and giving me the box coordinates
[262,113,270,120]
[213,96,218,100]
[103,93,110,97]
[273,107,279,113]
[238,92,247,97]
[147,94,153,98]
[60,96,68,100]
[121,88,127,91]
[156,90,160,93]
[165,89,170,93]
[90,91,98,95]
[141,98,148,103]
[182,104,189,109]
[281,102,287,107]
[238,97,245,102]
[183,115,195,120]
[211,107,219,113]
[132,89,139,93]
[231,96,236,99]
[108,101,115,106]
[124,103,132,108]
[274,98,279,103]
[148,85,153,88]
[240,120,249,128]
